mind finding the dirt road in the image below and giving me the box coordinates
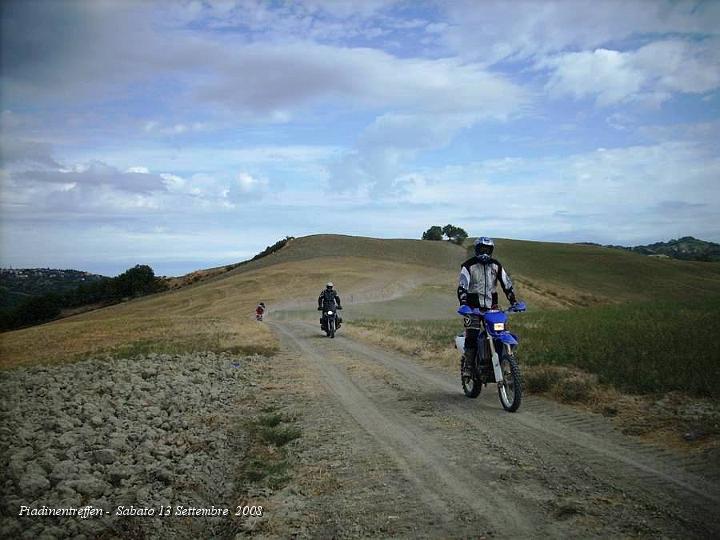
[266,321,720,538]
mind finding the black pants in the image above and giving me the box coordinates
[463,313,482,365]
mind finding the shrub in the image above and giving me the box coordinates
[551,373,598,403]
[524,365,565,393]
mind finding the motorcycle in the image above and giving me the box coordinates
[321,307,341,338]
[255,312,264,321]
[454,302,526,412]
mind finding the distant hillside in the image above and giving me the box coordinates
[0,268,106,309]
[3,234,720,368]
[226,234,467,275]
[579,237,720,262]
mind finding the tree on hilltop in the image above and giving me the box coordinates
[442,224,468,245]
[422,224,468,245]
[422,226,444,241]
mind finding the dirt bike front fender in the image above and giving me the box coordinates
[496,332,518,346]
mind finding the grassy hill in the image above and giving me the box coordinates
[2,234,720,397]
[492,238,720,305]
[356,237,720,397]
[0,235,466,368]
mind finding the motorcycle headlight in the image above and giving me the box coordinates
[327,311,333,315]
[493,322,505,331]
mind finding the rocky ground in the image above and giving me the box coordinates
[0,352,275,539]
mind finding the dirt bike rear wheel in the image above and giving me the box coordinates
[498,354,522,412]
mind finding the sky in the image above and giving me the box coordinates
[1,0,719,276]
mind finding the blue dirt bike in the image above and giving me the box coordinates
[455,302,527,412]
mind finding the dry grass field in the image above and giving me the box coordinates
[0,236,465,368]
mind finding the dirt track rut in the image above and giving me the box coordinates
[269,321,720,538]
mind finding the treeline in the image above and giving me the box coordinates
[578,236,720,262]
[0,265,167,331]
[0,268,105,298]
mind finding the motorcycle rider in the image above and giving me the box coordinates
[458,237,518,376]
[255,302,265,321]
[318,282,342,330]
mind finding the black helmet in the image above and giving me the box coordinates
[474,237,494,261]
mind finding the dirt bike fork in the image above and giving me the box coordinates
[485,336,504,385]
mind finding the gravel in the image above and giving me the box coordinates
[0,352,258,539]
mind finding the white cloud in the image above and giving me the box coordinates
[322,58,527,193]
[542,49,645,106]
[387,141,720,243]
[189,42,528,120]
[1,1,526,121]
[541,39,720,106]
[235,172,267,193]
[438,0,720,64]
[330,112,483,192]
[632,40,720,94]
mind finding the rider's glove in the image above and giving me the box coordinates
[337,305,343,310]
[507,290,517,305]
[317,306,322,311]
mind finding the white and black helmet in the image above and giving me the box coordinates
[474,237,494,259]
[326,282,334,289]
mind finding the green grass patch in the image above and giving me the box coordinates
[92,335,276,359]
[236,412,300,489]
[258,425,301,446]
[355,298,720,398]
[257,413,284,428]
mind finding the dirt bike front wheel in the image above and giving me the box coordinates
[461,356,481,398]
[498,354,522,412]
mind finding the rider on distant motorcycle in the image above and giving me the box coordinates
[318,282,342,330]
[255,302,265,321]
[457,237,518,376]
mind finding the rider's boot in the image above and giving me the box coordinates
[462,348,476,377]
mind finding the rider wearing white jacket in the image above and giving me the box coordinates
[457,237,517,375]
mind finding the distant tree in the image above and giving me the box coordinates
[442,224,469,245]
[113,264,162,298]
[422,226,444,241]
[3,293,62,330]
[422,224,468,244]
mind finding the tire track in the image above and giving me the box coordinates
[299,321,720,536]
[272,322,539,538]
